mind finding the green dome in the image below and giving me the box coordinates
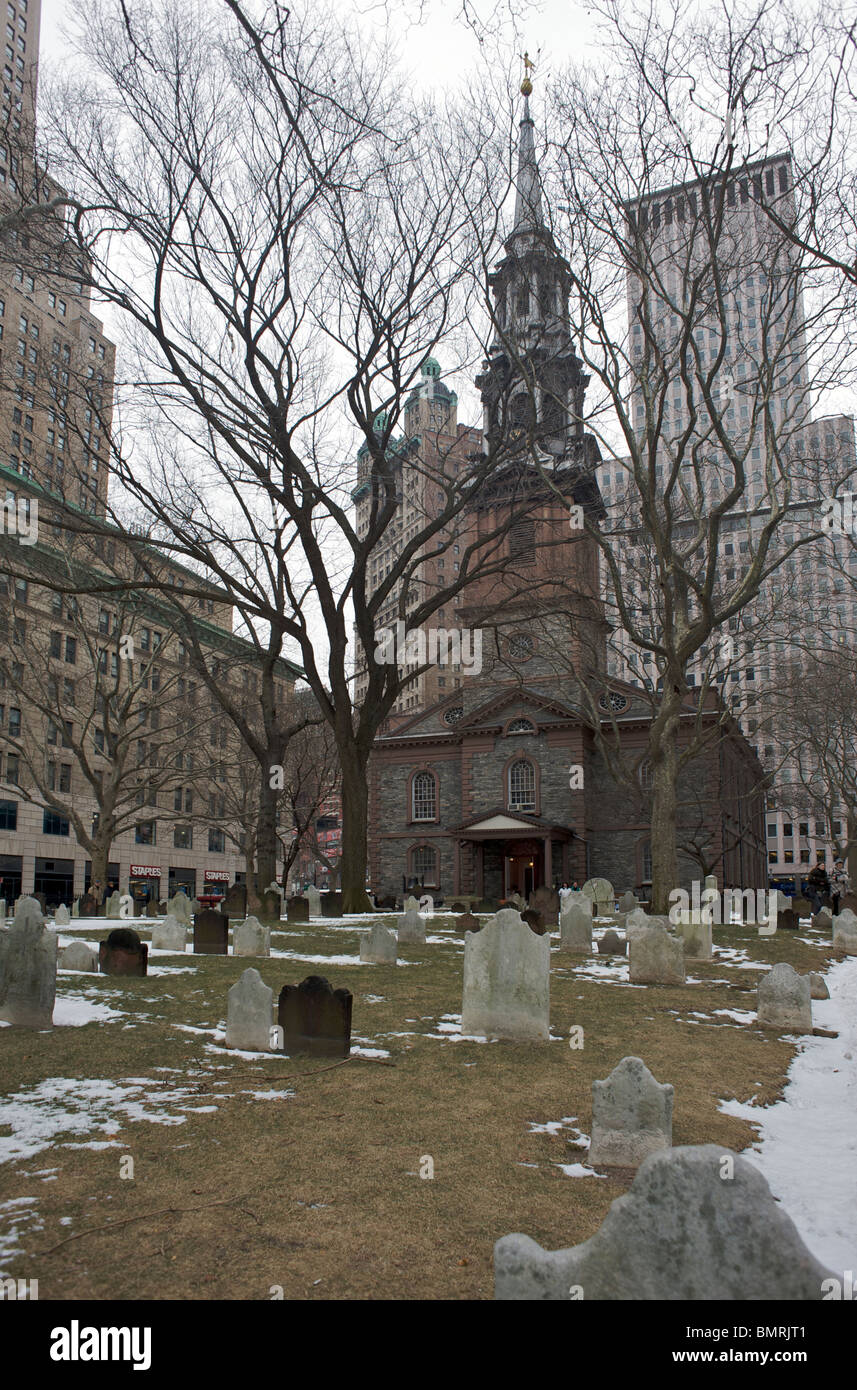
[422,357,441,378]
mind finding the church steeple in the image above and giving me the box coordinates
[512,92,545,236]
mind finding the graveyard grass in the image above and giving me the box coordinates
[0,915,837,1300]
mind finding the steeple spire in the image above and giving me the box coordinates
[512,54,545,236]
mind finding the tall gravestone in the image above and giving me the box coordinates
[529,886,558,921]
[287,896,309,924]
[629,924,685,985]
[559,898,592,954]
[233,915,271,957]
[226,968,273,1052]
[106,890,122,919]
[54,904,70,926]
[258,889,282,925]
[0,898,57,1026]
[494,1146,839,1300]
[833,908,857,955]
[675,911,713,961]
[168,892,193,926]
[359,923,397,964]
[99,927,148,977]
[589,1056,673,1168]
[398,901,427,945]
[305,886,322,917]
[222,883,247,918]
[80,893,98,918]
[461,909,550,1042]
[321,891,343,918]
[193,909,229,955]
[757,963,812,1033]
[277,975,352,1057]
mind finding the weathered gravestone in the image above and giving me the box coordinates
[287,896,310,924]
[226,967,273,1052]
[0,899,5,923]
[305,886,322,917]
[449,901,467,913]
[461,909,550,1042]
[598,929,626,956]
[494,1145,838,1300]
[778,908,800,931]
[222,883,247,917]
[398,902,427,945]
[257,889,282,924]
[151,915,187,952]
[507,892,526,911]
[321,891,343,918]
[61,941,99,972]
[529,886,558,921]
[0,898,57,1026]
[54,904,70,926]
[811,908,833,931]
[233,915,271,958]
[193,909,229,955]
[105,890,122,919]
[838,891,857,915]
[457,911,481,935]
[559,900,592,954]
[808,972,830,1000]
[832,908,857,955]
[34,891,47,913]
[168,892,193,926]
[99,927,148,977]
[146,901,159,918]
[791,896,813,918]
[589,1056,673,1168]
[476,897,498,915]
[757,962,812,1033]
[189,897,201,915]
[158,900,168,914]
[674,911,713,961]
[582,877,614,914]
[71,899,79,919]
[522,908,546,936]
[629,924,685,986]
[617,891,639,914]
[359,923,397,964]
[79,893,98,918]
[277,975,352,1057]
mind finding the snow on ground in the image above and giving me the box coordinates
[718,954,857,1275]
[0,1196,43,1277]
[52,993,126,1027]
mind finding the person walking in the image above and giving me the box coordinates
[831,859,849,916]
[806,861,830,914]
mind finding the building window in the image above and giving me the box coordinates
[43,808,70,836]
[639,759,654,789]
[641,839,652,880]
[506,717,535,734]
[508,758,536,812]
[0,798,17,829]
[135,820,156,845]
[208,827,225,853]
[410,844,438,885]
[173,825,193,850]
[411,771,437,821]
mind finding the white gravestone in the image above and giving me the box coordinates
[398,903,426,945]
[151,915,187,952]
[360,923,398,964]
[225,967,273,1052]
[832,908,857,955]
[233,915,271,957]
[54,904,70,926]
[461,909,550,1042]
[168,893,192,926]
[589,1056,673,1168]
[0,898,57,1026]
[629,924,685,985]
[674,910,713,961]
[757,962,812,1033]
[559,901,593,954]
[60,941,99,972]
[306,886,322,917]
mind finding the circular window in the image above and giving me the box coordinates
[598,691,629,713]
[506,632,535,661]
[443,706,464,726]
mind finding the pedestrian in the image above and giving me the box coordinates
[559,881,573,908]
[831,859,849,916]
[805,861,830,914]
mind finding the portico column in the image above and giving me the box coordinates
[543,836,551,889]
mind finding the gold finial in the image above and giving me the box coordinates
[521,50,535,96]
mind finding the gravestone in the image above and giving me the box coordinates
[61,941,99,972]
[71,900,79,919]
[158,900,168,914]
[223,973,270,1045]
[306,886,322,917]
[99,927,148,977]
[582,877,614,914]
[189,897,202,914]
[617,891,638,914]
[778,908,800,931]
[529,886,558,920]
[34,891,47,913]
[461,909,550,1042]
[398,902,426,945]
[507,892,526,911]
[404,895,420,913]
[458,912,481,934]
[80,893,98,918]
[832,908,857,955]
[629,924,685,986]
[287,896,310,924]
[193,909,229,955]
[0,899,5,923]
[54,904,70,926]
[0,899,57,1026]
[589,1056,673,1168]
[375,895,397,911]
[151,915,187,952]
[359,923,398,964]
[494,1145,838,1300]
[277,975,352,1057]
[133,900,145,917]
[321,891,343,918]
[521,908,546,936]
[258,889,282,924]
[559,902,592,953]
[106,890,122,919]
[675,911,713,961]
[226,967,273,1052]
[791,896,813,918]
[146,901,159,918]
[811,908,833,930]
[757,962,812,1033]
[222,883,247,917]
[598,929,626,956]
[838,891,857,915]
[808,972,830,1000]
[233,915,271,958]
[168,892,193,926]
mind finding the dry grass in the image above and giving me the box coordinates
[0,913,837,1300]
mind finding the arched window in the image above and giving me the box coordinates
[510,392,535,431]
[411,844,438,884]
[641,839,652,881]
[639,759,654,790]
[508,759,536,812]
[507,717,535,735]
[411,771,437,821]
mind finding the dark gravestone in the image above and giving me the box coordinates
[146,901,159,918]
[80,893,98,917]
[838,892,857,915]
[778,908,799,931]
[277,975,352,1058]
[530,886,559,918]
[287,896,310,924]
[791,897,813,918]
[599,929,627,956]
[321,892,343,918]
[458,912,482,934]
[450,901,467,913]
[476,898,497,914]
[522,909,546,935]
[222,883,247,917]
[99,928,148,977]
[193,909,229,955]
[375,895,397,912]
[258,889,282,924]
[158,900,168,914]
[34,892,47,912]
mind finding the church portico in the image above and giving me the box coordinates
[453,813,575,897]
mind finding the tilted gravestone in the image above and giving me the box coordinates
[674,911,713,961]
[99,927,148,977]
[221,883,247,917]
[598,929,626,956]
[61,941,99,972]
[0,898,57,1026]
[168,892,193,926]
[629,924,685,986]
[305,886,322,917]
[808,972,830,1000]
[457,912,481,934]
[287,896,310,924]
[193,909,229,955]
[589,1056,673,1168]
[105,890,122,919]
[277,974,352,1057]
[226,967,273,1052]
[811,908,833,930]
[494,1145,838,1300]
[522,908,546,936]
[151,915,187,952]
[559,901,592,954]
[359,923,397,964]
[461,909,550,1042]
[233,915,271,958]
[757,962,812,1033]
[398,902,426,945]
[321,891,343,918]
[54,904,70,926]
[832,908,857,955]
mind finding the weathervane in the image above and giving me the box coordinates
[521,50,536,96]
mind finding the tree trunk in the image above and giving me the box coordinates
[244,826,260,912]
[339,749,372,914]
[256,773,279,892]
[89,839,111,905]
[648,692,682,914]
